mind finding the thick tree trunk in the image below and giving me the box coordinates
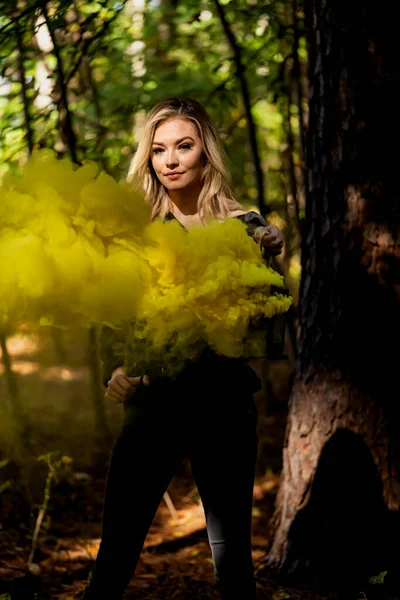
[267,375,399,589]
[266,0,400,593]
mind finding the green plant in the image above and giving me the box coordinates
[27,451,73,568]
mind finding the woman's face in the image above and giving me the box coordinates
[150,118,206,192]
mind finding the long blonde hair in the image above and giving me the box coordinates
[127,97,244,222]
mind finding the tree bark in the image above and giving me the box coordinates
[268,375,399,590]
[266,0,400,593]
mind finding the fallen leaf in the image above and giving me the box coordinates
[28,563,41,576]
[54,566,68,573]
[272,591,291,600]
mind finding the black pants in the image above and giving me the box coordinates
[82,362,259,599]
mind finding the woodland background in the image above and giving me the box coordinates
[0,1,399,599]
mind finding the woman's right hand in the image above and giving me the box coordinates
[105,370,150,404]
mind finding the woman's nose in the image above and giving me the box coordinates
[163,148,179,166]
[166,157,179,168]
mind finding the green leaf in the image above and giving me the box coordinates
[369,571,387,584]
[80,2,103,14]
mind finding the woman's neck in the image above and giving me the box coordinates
[171,201,198,219]
[170,201,203,229]
[168,182,202,215]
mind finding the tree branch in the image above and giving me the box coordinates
[204,39,276,107]
[65,1,128,86]
[0,2,38,39]
[42,1,78,163]
[14,3,34,154]
[213,0,267,216]
[222,93,267,141]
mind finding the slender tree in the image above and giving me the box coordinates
[265,0,400,596]
[14,3,34,154]
[42,1,78,163]
[213,0,267,216]
[0,1,33,432]
[40,3,109,438]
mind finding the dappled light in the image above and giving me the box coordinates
[0,334,87,380]
[0,326,289,599]
[0,360,40,376]
[0,472,281,591]
[2,0,398,598]
[40,366,87,382]
[1,334,40,357]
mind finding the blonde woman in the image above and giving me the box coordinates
[82,97,283,600]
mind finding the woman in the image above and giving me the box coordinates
[82,97,283,599]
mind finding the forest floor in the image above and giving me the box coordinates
[0,329,343,599]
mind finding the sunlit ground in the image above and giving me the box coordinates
[0,469,281,599]
[0,328,108,465]
[2,334,40,356]
[0,332,88,381]
[0,360,87,381]
[0,329,290,599]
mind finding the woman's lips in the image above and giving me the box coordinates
[165,173,183,179]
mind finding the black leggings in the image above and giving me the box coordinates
[82,371,259,599]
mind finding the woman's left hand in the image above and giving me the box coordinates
[259,225,284,256]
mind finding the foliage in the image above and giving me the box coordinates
[369,571,388,585]
[0,0,306,299]
[28,450,73,567]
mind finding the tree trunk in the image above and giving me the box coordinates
[0,334,22,428]
[268,376,399,590]
[87,325,109,440]
[266,0,400,593]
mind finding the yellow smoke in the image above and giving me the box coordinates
[0,150,291,375]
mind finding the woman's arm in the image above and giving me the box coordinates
[236,211,284,259]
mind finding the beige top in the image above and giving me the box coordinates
[171,203,247,230]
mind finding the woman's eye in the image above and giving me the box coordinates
[152,144,192,154]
